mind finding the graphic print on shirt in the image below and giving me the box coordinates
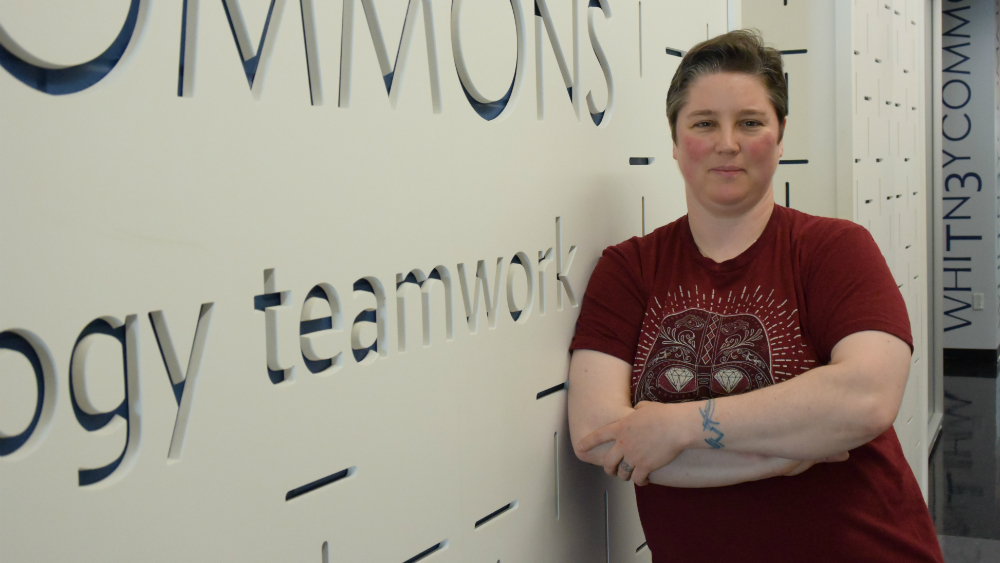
[632,285,816,405]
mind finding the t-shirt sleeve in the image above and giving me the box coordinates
[803,223,913,363]
[568,240,647,364]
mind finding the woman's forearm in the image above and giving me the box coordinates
[568,351,635,465]
[678,332,911,461]
[647,450,810,488]
[581,437,814,486]
[577,332,911,486]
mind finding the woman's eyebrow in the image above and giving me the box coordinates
[685,109,769,118]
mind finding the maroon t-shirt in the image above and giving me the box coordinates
[570,205,942,563]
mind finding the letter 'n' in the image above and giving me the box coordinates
[534,0,580,120]
[339,0,442,112]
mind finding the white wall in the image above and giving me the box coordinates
[742,0,932,495]
[742,0,838,219]
[0,1,731,561]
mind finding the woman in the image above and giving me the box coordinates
[568,30,943,562]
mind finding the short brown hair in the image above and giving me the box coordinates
[666,29,786,142]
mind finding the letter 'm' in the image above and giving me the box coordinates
[339,0,441,111]
[178,0,321,103]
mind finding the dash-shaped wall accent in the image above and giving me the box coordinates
[629,157,653,165]
[475,501,518,528]
[784,72,789,115]
[638,1,643,77]
[636,542,648,553]
[604,491,610,563]
[537,381,567,399]
[402,541,448,563]
[286,466,356,501]
[778,159,808,165]
[779,49,807,55]
[665,47,684,57]
[641,196,646,236]
[554,432,561,520]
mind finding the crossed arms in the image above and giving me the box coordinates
[567,330,911,487]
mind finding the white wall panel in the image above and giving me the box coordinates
[0,0,729,561]
[743,0,837,217]
[743,0,932,496]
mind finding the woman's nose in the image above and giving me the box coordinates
[716,127,740,153]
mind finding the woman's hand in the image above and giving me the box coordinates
[576,401,695,486]
[778,451,850,477]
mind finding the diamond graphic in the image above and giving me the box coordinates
[663,367,694,391]
[713,368,744,393]
[637,309,773,403]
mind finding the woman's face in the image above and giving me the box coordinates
[672,72,784,217]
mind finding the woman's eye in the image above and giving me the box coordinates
[694,121,712,128]
[743,120,762,127]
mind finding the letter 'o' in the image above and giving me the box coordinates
[451,0,526,121]
[0,329,57,458]
[0,0,141,95]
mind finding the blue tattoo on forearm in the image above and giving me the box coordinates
[699,399,724,449]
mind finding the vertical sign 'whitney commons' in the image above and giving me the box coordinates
[939,0,996,347]
[0,0,614,123]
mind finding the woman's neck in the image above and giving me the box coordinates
[687,195,775,263]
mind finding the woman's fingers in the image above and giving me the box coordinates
[784,452,848,477]
[783,460,815,476]
[604,443,624,477]
[632,466,651,486]
[578,422,619,454]
[780,452,850,478]
[616,460,633,482]
[821,451,850,463]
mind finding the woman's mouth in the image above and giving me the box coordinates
[711,166,743,176]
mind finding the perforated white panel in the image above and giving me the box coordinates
[0,1,730,561]
[743,0,931,496]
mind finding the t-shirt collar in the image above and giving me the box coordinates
[680,204,783,273]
